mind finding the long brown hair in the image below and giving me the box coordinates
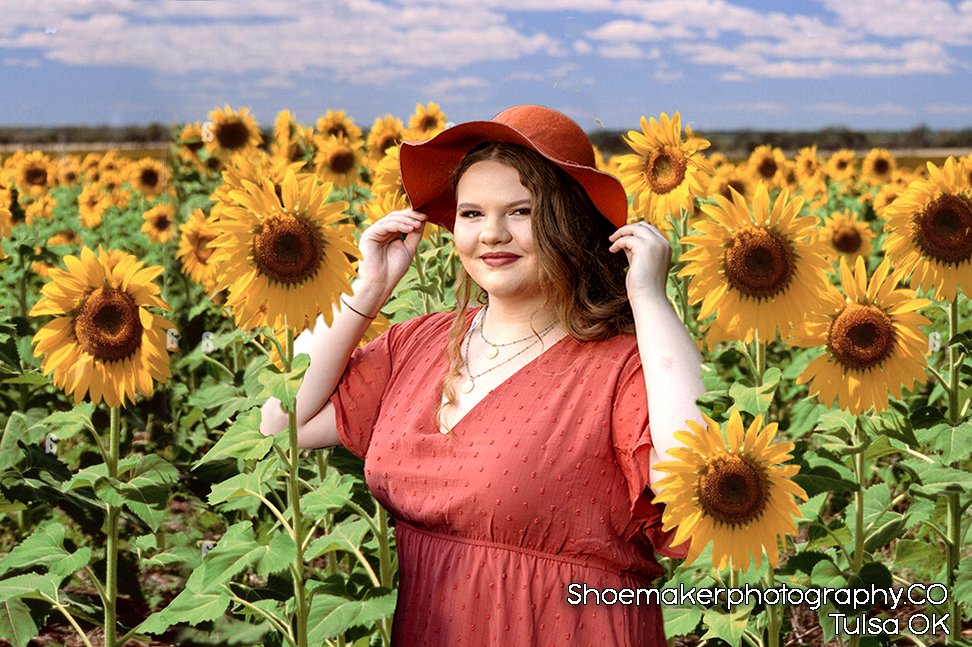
[436,142,634,432]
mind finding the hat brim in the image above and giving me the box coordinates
[399,120,628,231]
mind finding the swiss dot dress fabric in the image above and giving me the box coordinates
[328,307,686,646]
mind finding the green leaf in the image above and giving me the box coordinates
[183,521,294,593]
[816,409,857,435]
[300,473,356,517]
[793,465,859,498]
[797,493,827,522]
[810,560,846,589]
[728,367,781,417]
[207,457,276,514]
[902,459,972,496]
[0,573,60,604]
[306,592,397,644]
[0,521,91,580]
[915,422,972,464]
[662,606,703,638]
[2,372,48,386]
[953,556,972,608]
[258,353,310,413]
[700,605,751,645]
[0,598,37,647]
[40,403,96,441]
[138,589,231,634]
[863,517,906,553]
[893,540,943,574]
[195,408,274,468]
[306,518,372,560]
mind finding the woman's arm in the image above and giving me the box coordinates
[629,294,706,489]
[258,277,388,443]
[260,210,427,448]
[609,221,706,490]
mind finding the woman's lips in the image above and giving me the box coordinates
[481,254,520,267]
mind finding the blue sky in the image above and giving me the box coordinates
[1,0,971,133]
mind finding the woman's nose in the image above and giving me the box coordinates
[479,214,512,244]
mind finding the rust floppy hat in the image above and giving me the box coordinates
[398,104,629,231]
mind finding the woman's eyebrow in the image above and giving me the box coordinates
[456,199,532,210]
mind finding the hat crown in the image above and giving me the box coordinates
[492,105,596,169]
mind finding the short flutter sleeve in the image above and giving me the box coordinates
[611,351,689,560]
[328,313,438,459]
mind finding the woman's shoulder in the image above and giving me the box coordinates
[376,307,477,355]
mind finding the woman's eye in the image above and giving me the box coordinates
[511,208,531,216]
[458,210,481,218]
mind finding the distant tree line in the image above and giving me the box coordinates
[1,122,970,155]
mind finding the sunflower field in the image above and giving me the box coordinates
[0,102,970,647]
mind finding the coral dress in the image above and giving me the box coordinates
[329,307,686,646]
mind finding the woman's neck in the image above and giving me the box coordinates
[478,297,561,343]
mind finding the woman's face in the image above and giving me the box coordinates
[453,159,540,302]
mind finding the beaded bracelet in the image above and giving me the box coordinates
[340,295,378,320]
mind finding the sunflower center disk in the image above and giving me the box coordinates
[873,159,890,176]
[378,134,399,155]
[26,167,47,186]
[74,288,143,362]
[154,216,171,231]
[253,214,323,285]
[141,169,160,188]
[757,158,777,179]
[914,194,972,266]
[216,119,251,150]
[827,304,896,371]
[329,150,356,174]
[644,146,688,195]
[194,234,215,263]
[832,226,862,253]
[697,455,769,527]
[723,228,796,300]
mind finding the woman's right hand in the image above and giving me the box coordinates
[355,209,427,295]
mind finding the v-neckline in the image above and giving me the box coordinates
[435,307,573,435]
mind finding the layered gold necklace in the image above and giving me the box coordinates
[460,305,558,394]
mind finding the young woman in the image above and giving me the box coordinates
[260,105,706,645]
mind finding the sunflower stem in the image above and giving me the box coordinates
[376,504,394,644]
[849,418,867,647]
[765,567,780,647]
[945,491,962,639]
[946,295,961,425]
[105,405,121,647]
[284,327,309,647]
[412,245,431,315]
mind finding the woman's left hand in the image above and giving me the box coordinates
[608,221,672,303]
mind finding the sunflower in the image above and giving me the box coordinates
[677,183,833,344]
[313,135,363,187]
[16,151,54,198]
[825,150,857,184]
[142,203,177,244]
[653,409,807,570]
[98,150,125,177]
[210,153,306,220]
[406,101,447,139]
[794,146,822,183]
[24,194,56,225]
[56,156,82,187]
[0,194,10,260]
[130,157,167,197]
[206,105,263,159]
[873,182,905,218]
[176,208,220,292]
[788,256,931,414]
[47,229,82,248]
[747,145,787,188]
[616,112,712,231]
[366,115,406,165]
[882,157,972,300]
[708,152,730,170]
[78,185,112,228]
[818,209,874,267]
[209,169,359,332]
[370,145,406,204]
[708,165,753,203]
[29,246,173,408]
[81,153,102,182]
[271,111,315,166]
[316,110,363,144]
[862,148,896,186]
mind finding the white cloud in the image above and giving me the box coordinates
[924,103,972,114]
[598,42,644,59]
[573,40,592,54]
